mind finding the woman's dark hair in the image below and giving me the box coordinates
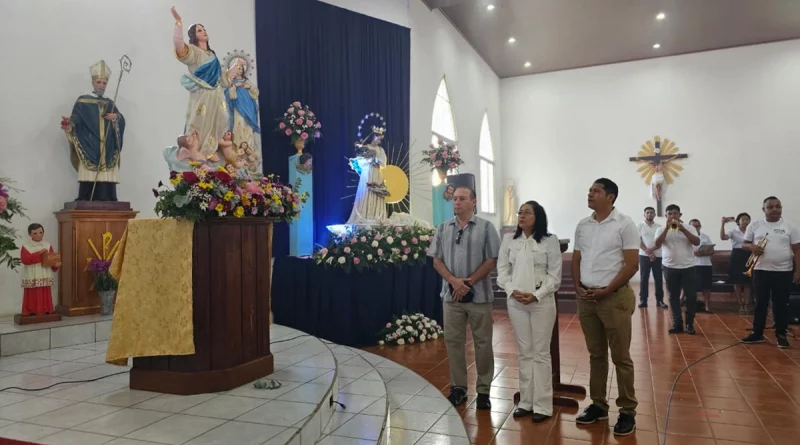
[188,24,214,54]
[513,201,550,243]
[27,223,43,235]
[736,212,751,224]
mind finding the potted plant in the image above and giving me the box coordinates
[276,101,321,155]
[87,259,118,315]
[420,139,463,181]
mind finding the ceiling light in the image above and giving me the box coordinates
[653,43,661,49]
[656,12,666,20]
[508,37,516,44]
[524,61,532,68]
[487,4,495,11]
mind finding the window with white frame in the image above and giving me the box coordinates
[478,113,495,214]
[431,77,458,184]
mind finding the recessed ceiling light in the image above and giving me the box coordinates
[508,37,516,44]
[653,43,661,49]
[487,4,495,11]
[656,12,666,20]
[524,61,532,68]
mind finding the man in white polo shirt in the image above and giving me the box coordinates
[637,206,666,309]
[572,178,640,436]
[654,204,701,335]
[741,196,800,349]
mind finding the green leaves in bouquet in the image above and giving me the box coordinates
[314,224,434,272]
[0,177,27,271]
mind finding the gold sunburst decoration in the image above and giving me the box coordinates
[630,136,688,185]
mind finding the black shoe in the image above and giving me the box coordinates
[657,301,668,309]
[638,303,648,308]
[613,413,636,436]
[668,326,684,334]
[741,333,765,344]
[475,393,491,410]
[777,335,790,349]
[575,404,608,425]
[447,387,467,407]
[532,413,551,423]
[513,408,532,418]
[686,325,696,335]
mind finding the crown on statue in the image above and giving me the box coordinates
[372,126,386,135]
[89,60,111,80]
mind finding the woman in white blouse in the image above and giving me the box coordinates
[720,212,752,314]
[497,201,562,422]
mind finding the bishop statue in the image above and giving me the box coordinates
[61,60,126,201]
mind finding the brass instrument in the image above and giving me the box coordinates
[669,221,680,231]
[744,234,768,277]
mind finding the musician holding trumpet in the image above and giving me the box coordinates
[741,197,800,349]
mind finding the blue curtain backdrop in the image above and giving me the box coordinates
[255,0,411,256]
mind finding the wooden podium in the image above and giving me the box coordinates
[55,201,138,316]
[130,219,275,395]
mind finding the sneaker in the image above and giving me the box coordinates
[447,387,467,407]
[741,333,765,344]
[668,326,684,334]
[686,325,696,335]
[657,301,668,309]
[777,335,790,349]
[475,393,491,410]
[575,404,608,425]
[613,413,636,436]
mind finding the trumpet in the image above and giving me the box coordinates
[669,221,680,231]
[744,234,768,277]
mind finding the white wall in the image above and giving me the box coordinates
[0,0,256,316]
[501,40,800,259]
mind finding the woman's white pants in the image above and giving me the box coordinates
[507,297,556,415]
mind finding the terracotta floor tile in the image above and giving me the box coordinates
[708,423,772,444]
[465,424,503,445]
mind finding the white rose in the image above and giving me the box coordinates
[397,338,405,345]
[405,326,413,332]
[386,236,394,244]
[367,254,373,261]
[396,320,402,325]
[419,335,426,342]
[326,257,334,264]
[337,257,346,264]
[402,315,409,319]
[371,241,379,248]
[401,255,408,261]
[411,315,418,321]
[431,320,437,326]
[414,253,419,259]
[378,341,385,345]
[424,323,430,328]
[432,333,438,339]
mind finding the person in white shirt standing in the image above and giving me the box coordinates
[689,219,715,313]
[572,178,639,436]
[637,207,666,309]
[720,213,752,314]
[654,204,701,335]
[497,200,562,423]
[741,197,800,349]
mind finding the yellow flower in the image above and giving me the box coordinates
[242,196,251,206]
[198,182,213,190]
[234,206,245,218]
[217,166,227,172]
[271,195,281,203]
[224,191,235,201]
[188,161,201,167]
[169,176,181,186]
[215,203,224,212]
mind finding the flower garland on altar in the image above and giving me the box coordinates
[153,164,308,224]
[377,313,444,346]
[420,139,463,173]
[276,101,321,144]
[313,224,435,273]
[0,177,27,270]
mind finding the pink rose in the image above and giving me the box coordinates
[396,227,403,233]
[308,112,315,117]
[429,153,436,160]
[298,110,306,116]
[285,129,292,136]
[353,257,361,265]
[301,132,309,140]
[386,323,392,328]
[279,122,286,129]
[409,337,415,344]
[360,236,367,242]
[306,120,313,126]
[374,233,382,241]
[287,107,295,114]
[377,249,384,256]
[320,248,328,256]
[392,333,397,339]
[295,118,303,125]
[401,240,407,246]
[246,182,264,196]
[316,122,322,128]
[0,196,6,213]
[453,151,460,158]
[350,238,357,244]
[292,101,301,107]
[424,247,429,252]
[434,160,442,167]
[449,162,456,168]
[344,247,351,254]
[411,238,418,244]
[404,248,411,255]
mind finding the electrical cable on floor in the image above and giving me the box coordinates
[0,334,313,394]
[660,342,743,445]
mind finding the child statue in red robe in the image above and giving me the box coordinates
[20,224,60,315]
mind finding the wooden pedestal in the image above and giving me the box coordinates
[54,202,138,316]
[14,313,62,325]
[130,219,275,395]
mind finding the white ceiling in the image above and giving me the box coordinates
[423,0,800,78]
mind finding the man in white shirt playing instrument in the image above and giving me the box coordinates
[654,204,701,335]
[689,219,715,313]
[741,196,800,349]
[637,207,666,309]
[572,178,639,436]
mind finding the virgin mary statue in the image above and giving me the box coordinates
[224,54,261,173]
[171,7,235,161]
[347,127,389,225]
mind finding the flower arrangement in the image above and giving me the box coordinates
[420,139,463,174]
[86,259,118,292]
[153,164,309,224]
[0,178,27,270]
[277,101,321,144]
[377,313,444,346]
[313,225,434,273]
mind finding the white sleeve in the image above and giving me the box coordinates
[621,219,640,250]
[573,223,582,252]
[789,223,800,245]
[496,235,515,296]
[744,223,755,243]
[537,236,563,298]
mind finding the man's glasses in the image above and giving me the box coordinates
[456,229,464,245]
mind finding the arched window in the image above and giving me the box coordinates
[478,113,495,214]
[431,77,458,185]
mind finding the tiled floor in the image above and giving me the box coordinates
[365,297,800,445]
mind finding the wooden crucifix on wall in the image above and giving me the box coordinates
[629,136,688,216]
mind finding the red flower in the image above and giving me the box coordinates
[214,170,233,182]
[182,171,200,184]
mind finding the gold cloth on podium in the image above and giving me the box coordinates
[106,219,195,365]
